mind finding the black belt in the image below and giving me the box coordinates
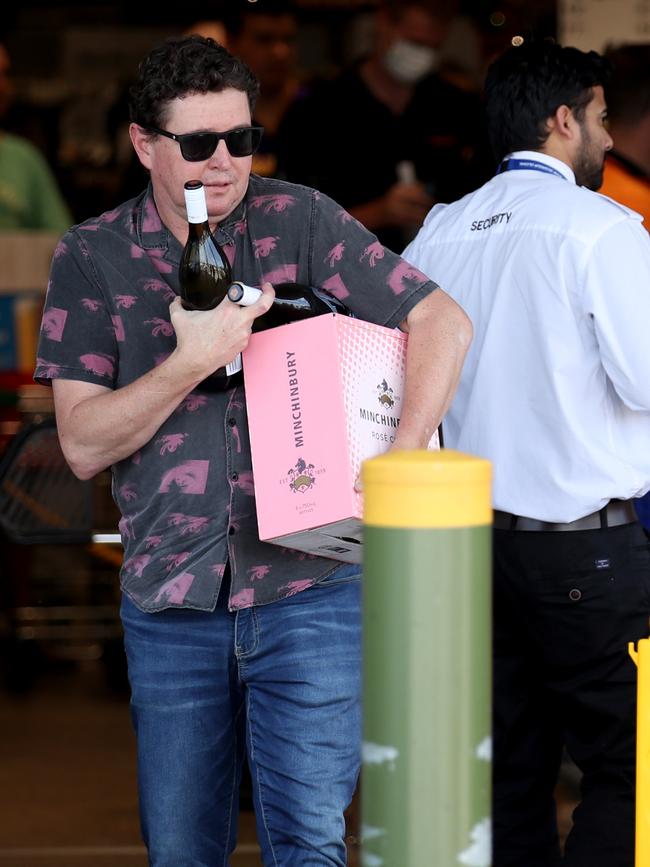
[493,500,637,532]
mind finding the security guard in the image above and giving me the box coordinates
[404,41,650,867]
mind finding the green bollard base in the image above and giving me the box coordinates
[362,525,492,866]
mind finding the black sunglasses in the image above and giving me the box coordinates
[143,124,264,161]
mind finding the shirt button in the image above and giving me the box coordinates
[229,526,235,535]
[231,472,239,481]
[228,418,236,427]
[569,588,582,602]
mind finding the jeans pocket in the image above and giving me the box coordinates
[316,563,362,587]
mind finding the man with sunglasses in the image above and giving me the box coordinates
[34,35,470,867]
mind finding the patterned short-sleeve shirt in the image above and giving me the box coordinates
[35,175,438,612]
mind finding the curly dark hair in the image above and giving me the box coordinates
[485,40,610,163]
[128,35,259,129]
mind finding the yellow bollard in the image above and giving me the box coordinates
[629,638,650,866]
[362,450,492,865]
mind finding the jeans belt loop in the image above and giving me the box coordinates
[493,499,637,532]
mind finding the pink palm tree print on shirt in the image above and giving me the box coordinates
[253,236,280,258]
[360,241,385,267]
[230,587,255,609]
[145,318,174,337]
[249,194,296,214]
[178,394,208,413]
[284,579,314,596]
[321,273,350,300]
[82,298,103,312]
[124,554,151,577]
[119,483,137,502]
[171,515,210,535]
[325,242,345,267]
[35,358,62,377]
[388,261,427,296]
[157,434,187,455]
[116,295,137,309]
[159,461,209,495]
[79,353,115,378]
[155,572,195,605]
[41,308,67,342]
[161,552,190,571]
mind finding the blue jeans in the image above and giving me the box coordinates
[120,564,361,867]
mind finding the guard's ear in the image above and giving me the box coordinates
[546,104,579,142]
[129,123,155,170]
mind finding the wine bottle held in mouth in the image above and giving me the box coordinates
[180,180,242,388]
[226,281,352,332]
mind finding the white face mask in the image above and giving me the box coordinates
[383,38,439,85]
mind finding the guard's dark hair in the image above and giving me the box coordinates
[485,40,610,162]
[129,35,259,129]
[604,43,650,125]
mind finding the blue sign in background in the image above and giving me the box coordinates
[0,296,18,370]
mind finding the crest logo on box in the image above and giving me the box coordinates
[377,379,396,408]
[359,377,401,441]
[288,457,317,494]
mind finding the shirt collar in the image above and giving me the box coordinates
[136,184,172,252]
[505,150,576,184]
[136,182,249,252]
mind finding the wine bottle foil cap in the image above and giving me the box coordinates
[229,282,261,306]
[184,183,208,223]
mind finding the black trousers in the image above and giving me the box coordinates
[493,521,650,867]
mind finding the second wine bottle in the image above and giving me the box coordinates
[226,281,352,332]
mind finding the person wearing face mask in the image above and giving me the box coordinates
[276,0,489,251]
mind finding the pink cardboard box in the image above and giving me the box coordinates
[243,314,438,562]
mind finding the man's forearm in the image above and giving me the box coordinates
[54,351,204,479]
[393,289,472,450]
[54,289,276,480]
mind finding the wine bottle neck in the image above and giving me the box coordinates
[187,213,208,225]
[184,185,209,224]
[187,221,209,238]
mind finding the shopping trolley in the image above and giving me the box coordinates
[0,416,125,692]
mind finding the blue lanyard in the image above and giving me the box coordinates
[497,157,566,179]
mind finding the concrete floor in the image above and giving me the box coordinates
[0,656,364,867]
[0,655,575,867]
[0,661,265,867]
[0,531,363,867]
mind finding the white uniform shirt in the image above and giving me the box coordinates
[403,150,650,521]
